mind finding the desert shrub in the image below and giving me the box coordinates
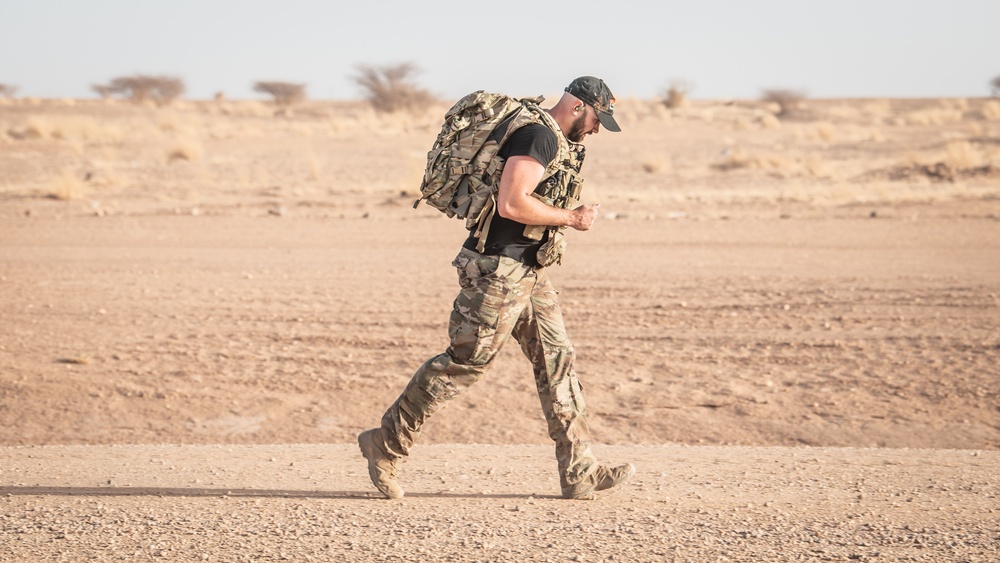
[0,83,17,98]
[253,81,306,112]
[761,88,806,117]
[91,74,185,105]
[352,62,434,114]
[991,75,1000,97]
[661,79,694,109]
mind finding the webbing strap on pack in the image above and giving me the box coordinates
[474,195,496,253]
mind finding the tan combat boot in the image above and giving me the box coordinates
[562,463,636,500]
[358,428,404,499]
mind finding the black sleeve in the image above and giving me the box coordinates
[498,123,558,168]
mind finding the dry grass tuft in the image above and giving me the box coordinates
[158,113,203,138]
[943,98,969,112]
[9,116,115,142]
[23,117,53,139]
[732,118,751,132]
[845,125,884,143]
[639,153,672,174]
[712,146,841,179]
[49,169,85,200]
[944,141,984,169]
[713,148,790,172]
[759,114,781,129]
[981,101,1000,121]
[307,153,321,181]
[824,105,861,121]
[166,138,204,163]
[650,104,673,121]
[51,117,101,140]
[904,109,963,127]
[803,154,833,178]
[815,122,836,142]
[713,148,755,171]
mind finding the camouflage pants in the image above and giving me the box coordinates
[378,247,597,490]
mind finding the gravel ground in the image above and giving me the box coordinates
[2,444,997,561]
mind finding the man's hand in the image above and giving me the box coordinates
[497,156,603,231]
[568,203,601,231]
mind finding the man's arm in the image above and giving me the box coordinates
[495,156,600,231]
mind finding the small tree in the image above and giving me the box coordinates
[761,88,807,117]
[991,75,1000,97]
[253,81,306,113]
[352,62,434,114]
[91,84,114,99]
[0,83,18,98]
[661,79,694,109]
[91,74,185,105]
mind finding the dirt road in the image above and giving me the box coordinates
[2,443,997,562]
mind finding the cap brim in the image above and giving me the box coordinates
[598,111,621,132]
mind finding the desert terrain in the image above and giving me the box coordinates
[1,94,998,560]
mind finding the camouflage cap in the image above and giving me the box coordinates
[565,76,621,132]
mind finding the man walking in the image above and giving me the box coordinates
[359,76,634,500]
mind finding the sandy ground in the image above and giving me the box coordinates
[2,206,998,561]
[2,444,998,561]
[2,96,1000,560]
[1,207,998,450]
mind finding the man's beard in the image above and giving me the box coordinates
[567,113,589,143]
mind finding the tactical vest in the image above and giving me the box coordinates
[515,109,586,267]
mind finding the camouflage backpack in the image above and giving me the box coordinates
[413,91,569,248]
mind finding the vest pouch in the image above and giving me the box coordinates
[535,229,567,267]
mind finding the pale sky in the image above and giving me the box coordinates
[2,0,997,101]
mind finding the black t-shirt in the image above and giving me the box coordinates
[461,122,558,266]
